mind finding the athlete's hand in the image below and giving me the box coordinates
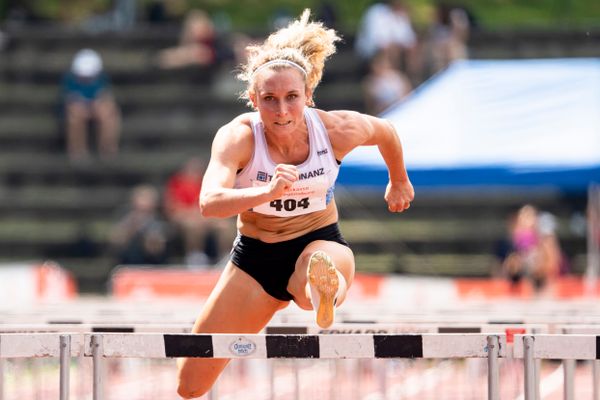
[384,179,414,213]
[269,164,299,199]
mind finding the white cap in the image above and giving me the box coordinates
[72,49,103,77]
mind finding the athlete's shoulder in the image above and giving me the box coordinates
[216,112,254,140]
[210,113,256,157]
[313,109,371,136]
[314,108,365,128]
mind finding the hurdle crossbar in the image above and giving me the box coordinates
[0,333,82,358]
[513,334,600,360]
[0,333,79,400]
[84,333,506,359]
[84,333,504,400]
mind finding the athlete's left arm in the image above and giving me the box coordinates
[326,110,414,213]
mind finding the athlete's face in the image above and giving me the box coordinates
[250,68,312,134]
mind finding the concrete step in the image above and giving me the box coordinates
[0,45,364,85]
[0,151,192,187]
[0,213,584,256]
[0,185,130,217]
[0,79,362,112]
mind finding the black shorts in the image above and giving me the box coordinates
[230,223,349,301]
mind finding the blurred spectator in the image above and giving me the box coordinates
[164,157,232,266]
[156,10,219,69]
[145,0,168,24]
[164,157,209,265]
[502,204,540,289]
[501,204,569,293]
[354,0,419,77]
[83,0,137,32]
[208,12,252,100]
[60,49,121,162]
[109,184,170,266]
[362,50,412,115]
[0,28,6,52]
[0,9,8,52]
[536,211,569,285]
[427,3,470,74]
[316,1,338,29]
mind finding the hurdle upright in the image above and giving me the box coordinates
[85,332,506,400]
[0,333,83,400]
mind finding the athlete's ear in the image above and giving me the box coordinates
[305,88,314,107]
[249,91,257,108]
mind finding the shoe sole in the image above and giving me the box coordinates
[308,251,338,328]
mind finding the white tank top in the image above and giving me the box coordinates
[235,108,340,217]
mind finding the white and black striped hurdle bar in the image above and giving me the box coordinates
[14,332,600,400]
[84,333,504,400]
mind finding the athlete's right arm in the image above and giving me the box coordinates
[199,118,298,218]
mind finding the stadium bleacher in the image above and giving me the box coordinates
[0,23,591,292]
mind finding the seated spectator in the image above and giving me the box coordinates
[363,50,412,115]
[535,211,570,288]
[156,9,218,69]
[82,0,137,33]
[316,1,338,29]
[354,0,419,76]
[164,157,233,266]
[109,184,170,266]
[61,49,121,162]
[427,3,470,74]
[0,28,7,52]
[501,204,569,293]
[502,204,540,289]
[164,157,210,265]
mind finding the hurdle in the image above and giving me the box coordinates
[84,332,505,400]
[4,330,600,399]
[550,325,600,400]
[0,333,83,400]
[514,334,600,400]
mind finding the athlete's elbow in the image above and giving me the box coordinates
[199,195,227,218]
[198,198,216,218]
[198,194,213,217]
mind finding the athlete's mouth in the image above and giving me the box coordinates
[274,121,292,126]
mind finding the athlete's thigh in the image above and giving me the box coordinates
[193,261,288,333]
[178,261,287,397]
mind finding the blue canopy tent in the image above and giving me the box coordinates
[338,58,600,193]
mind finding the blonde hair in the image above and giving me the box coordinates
[238,9,341,107]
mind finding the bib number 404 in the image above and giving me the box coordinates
[270,197,310,212]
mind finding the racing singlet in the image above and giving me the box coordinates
[235,108,340,217]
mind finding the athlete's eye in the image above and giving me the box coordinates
[287,94,298,100]
[263,96,274,101]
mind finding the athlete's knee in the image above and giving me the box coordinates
[177,360,214,399]
[298,250,314,269]
[293,297,313,310]
[177,376,212,399]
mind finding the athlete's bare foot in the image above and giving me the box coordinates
[308,251,339,328]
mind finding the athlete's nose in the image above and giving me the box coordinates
[275,100,288,116]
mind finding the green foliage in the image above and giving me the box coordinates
[456,0,600,29]
[9,0,600,30]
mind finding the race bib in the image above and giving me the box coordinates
[252,175,329,217]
